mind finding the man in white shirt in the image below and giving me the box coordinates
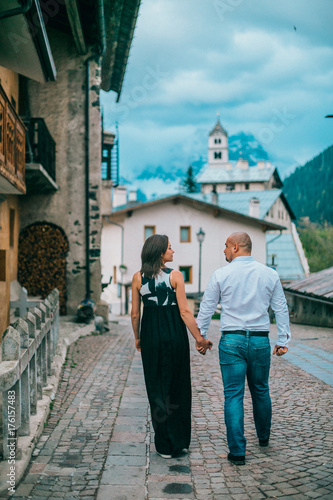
[196,232,290,465]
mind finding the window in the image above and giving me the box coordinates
[0,95,4,162]
[9,209,15,248]
[245,183,250,190]
[214,151,222,159]
[179,266,192,283]
[144,225,155,240]
[0,250,6,281]
[226,183,235,191]
[180,226,191,242]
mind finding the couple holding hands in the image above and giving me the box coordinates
[131,232,290,465]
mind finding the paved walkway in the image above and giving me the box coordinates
[4,320,333,499]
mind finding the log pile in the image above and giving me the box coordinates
[18,223,69,315]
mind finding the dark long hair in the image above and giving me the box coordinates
[140,234,168,278]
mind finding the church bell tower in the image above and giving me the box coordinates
[208,113,229,167]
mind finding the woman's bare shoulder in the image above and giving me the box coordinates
[170,269,183,279]
[170,269,184,285]
[132,271,142,285]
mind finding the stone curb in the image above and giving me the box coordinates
[0,319,98,497]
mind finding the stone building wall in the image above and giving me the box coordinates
[19,28,102,314]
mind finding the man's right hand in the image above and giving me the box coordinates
[196,338,213,355]
[273,345,288,356]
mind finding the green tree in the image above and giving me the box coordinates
[283,145,333,225]
[182,165,198,193]
[297,220,333,272]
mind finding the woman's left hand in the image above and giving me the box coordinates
[135,339,141,352]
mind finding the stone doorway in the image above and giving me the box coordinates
[18,222,69,314]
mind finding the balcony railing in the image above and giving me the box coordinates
[25,118,56,182]
[0,83,26,194]
[101,131,119,187]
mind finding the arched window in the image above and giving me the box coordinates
[214,152,222,159]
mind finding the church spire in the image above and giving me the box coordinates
[209,113,228,137]
[208,114,229,165]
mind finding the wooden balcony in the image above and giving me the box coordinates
[0,83,26,195]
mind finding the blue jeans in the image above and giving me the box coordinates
[219,332,272,456]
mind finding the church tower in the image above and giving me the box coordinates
[208,113,229,167]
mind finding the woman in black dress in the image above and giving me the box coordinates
[131,234,212,458]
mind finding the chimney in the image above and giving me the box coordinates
[257,161,265,169]
[237,158,249,169]
[249,197,260,218]
[112,185,127,208]
[128,189,137,203]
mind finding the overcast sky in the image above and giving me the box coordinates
[101,0,333,182]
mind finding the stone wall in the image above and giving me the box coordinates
[19,29,102,314]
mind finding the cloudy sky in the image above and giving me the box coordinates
[101,0,333,186]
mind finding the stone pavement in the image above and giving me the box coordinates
[3,319,333,499]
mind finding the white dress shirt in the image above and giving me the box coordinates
[196,256,291,347]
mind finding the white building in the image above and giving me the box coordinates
[197,116,283,193]
[101,193,284,314]
[196,117,309,281]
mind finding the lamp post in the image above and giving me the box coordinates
[119,264,127,315]
[196,227,205,296]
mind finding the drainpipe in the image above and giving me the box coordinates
[0,0,33,19]
[78,0,106,320]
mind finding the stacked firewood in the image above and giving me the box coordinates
[18,223,69,315]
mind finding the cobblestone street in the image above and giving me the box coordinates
[4,319,333,500]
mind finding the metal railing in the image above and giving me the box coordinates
[0,289,59,460]
[25,118,56,182]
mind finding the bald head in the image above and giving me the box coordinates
[229,232,252,253]
[224,232,252,262]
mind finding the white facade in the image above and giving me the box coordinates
[199,117,282,193]
[101,198,273,314]
[265,197,292,232]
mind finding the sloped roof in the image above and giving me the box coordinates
[186,190,295,220]
[209,118,228,137]
[108,193,285,230]
[197,163,278,184]
[284,266,333,302]
[187,190,281,219]
[266,233,305,281]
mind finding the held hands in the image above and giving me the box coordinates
[196,337,213,355]
[273,345,288,356]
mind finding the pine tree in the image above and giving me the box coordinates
[182,165,198,193]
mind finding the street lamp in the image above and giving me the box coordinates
[119,264,127,315]
[196,227,205,296]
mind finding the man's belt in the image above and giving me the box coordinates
[222,330,269,337]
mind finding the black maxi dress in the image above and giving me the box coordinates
[140,267,191,456]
